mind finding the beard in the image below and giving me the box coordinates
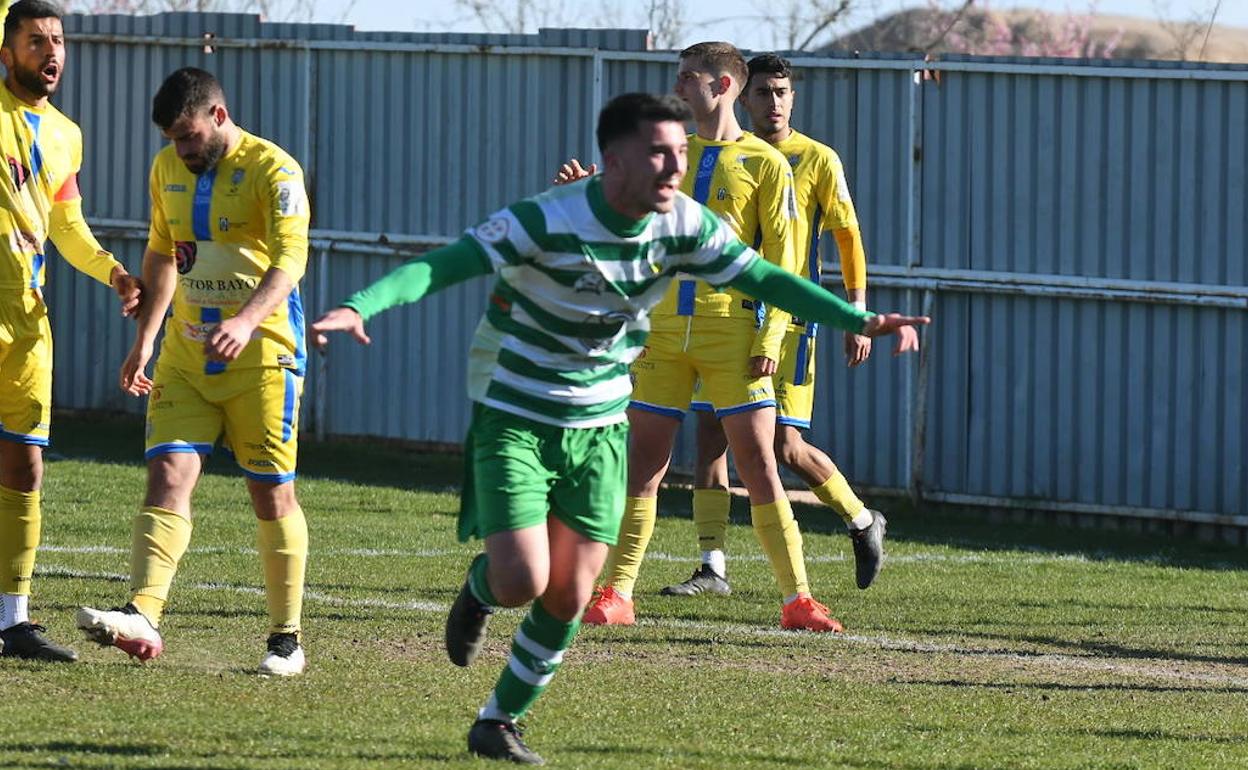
[183,132,228,174]
[11,61,57,99]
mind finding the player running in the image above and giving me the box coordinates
[311,92,928,765]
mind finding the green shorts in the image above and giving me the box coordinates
[458,402,628,545]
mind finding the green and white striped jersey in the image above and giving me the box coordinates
[464,175,758,428]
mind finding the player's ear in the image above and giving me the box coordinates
[210,104,229,127]
[0,46,12,72]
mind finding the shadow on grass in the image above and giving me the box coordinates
[935,629,1248,667]
[2,739,458,768]
[900,677,1248,695]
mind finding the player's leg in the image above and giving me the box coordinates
[0,302,76,661]
[446,403,560,668]
[468,417,623,764]
[585,324,692,623]
[660,410,732,596]
[583,406,679,624]
[775,331,886,589]
[77,363,212,660]
[225,366,308,675]
[718,406,841,632]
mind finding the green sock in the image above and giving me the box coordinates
[480,599,580,721]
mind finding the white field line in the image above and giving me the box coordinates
[41,543,1110,566]
[39,562,1248,690]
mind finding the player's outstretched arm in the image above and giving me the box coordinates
[728,257,929,355]
[552,158,596,185]
[311,237,492,349]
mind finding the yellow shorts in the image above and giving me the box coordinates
[0,292,52,446]
[692,327,817,428]
[630,315,774,419]
[145,359,303,483]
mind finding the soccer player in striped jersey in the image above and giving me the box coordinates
[77,68,312,677]
[665,54,888,598]
[574,41,850,634]
[0,0,142,663]
[310,93,928,765]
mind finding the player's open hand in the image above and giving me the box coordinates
[748,355,777,377]
[111,269,143,318]
[861,312,931,355]
[120,341,154,396]
[310,307,370,349]
[204,316,255,362]
[553,159,596,185]
[844,331,872,367]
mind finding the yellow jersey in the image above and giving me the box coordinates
[0,82,118,292]
[772,129,868,336]
[651,132,797,359]
[148,129,310,375]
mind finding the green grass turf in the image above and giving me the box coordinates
[2,413,1246,769]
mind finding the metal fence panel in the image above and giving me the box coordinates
[37,13,1248,526]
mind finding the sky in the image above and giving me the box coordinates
[307,1,1246,48]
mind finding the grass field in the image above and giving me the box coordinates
[3,413,1247,769]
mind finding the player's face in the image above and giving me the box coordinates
[1,16,66,101]
[606,119,687,216]
[163,107,229,175]
[743,75,793,136]
[674,60,722,120]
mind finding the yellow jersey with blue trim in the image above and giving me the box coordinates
[771,129,865,336]
[148,129,310,375]
[0,83,117,292]
[651,132,798,326]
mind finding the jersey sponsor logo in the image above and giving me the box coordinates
[277,166,297,176]
[7,156,30,190]
[573,272,606,294]
[475,216,510,244]
[580,311,631,354]
[178,275,260,294]
[175,241,198,274]
[835,165,852,203]
[164,183,188,193]
[276,354,296,368]
[275,181,307,217]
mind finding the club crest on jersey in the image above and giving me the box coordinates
[231,168,245,186]
[174,241,197,274]
[716,187,727,200]
[788,154,801,168]
[7,156,30,190]
[475,217,509,244]
[573,272,606,294]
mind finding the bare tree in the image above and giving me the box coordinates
[1152,0,1220,60]
[452,0,574,34]
[71,0,325,22]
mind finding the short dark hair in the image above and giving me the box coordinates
[4,0,64,48]
[679,41,748,88]
[746,54,793,90]
[596,92,691,152]
[151,67,227,130]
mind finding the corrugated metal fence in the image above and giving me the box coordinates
[42,13,1248,531]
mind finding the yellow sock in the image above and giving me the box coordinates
[257,507,308,637]
[604,496,657,597]
[129,506,192,626]
[692,488,731,552]
[750,498,809,598]
[811,471,865,525]
[0,485,40,595]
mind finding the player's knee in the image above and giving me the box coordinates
[487,555,546,607]
[774,431,805,471]
[539,588,587,623]
[248,481,298,520]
